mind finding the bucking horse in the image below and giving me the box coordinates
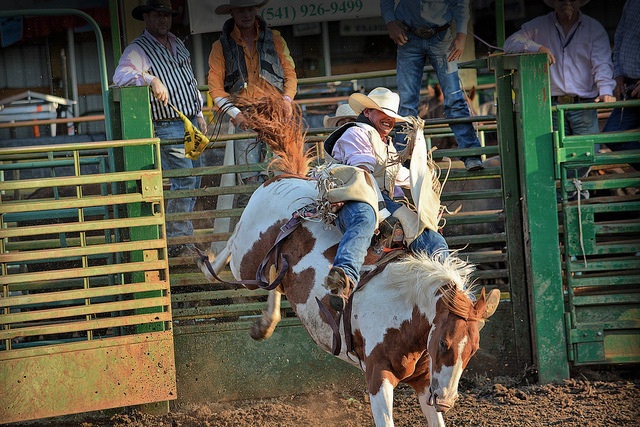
[197,93,500,427]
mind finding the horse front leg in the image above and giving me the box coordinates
[418,389,445,427]
[249,289,282,340]
[368,369,398,427]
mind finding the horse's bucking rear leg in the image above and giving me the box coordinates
[197,245,231,283]
[250,290,282,340]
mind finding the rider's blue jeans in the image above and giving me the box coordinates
[154,119,203,238]
[333,201,377,284]
[395,30,481,154]
[333,198,449,285]
[382,192,449,260]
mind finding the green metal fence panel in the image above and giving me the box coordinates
[556,100,640,367]
[0,138,175,424]
[490,56,639,380]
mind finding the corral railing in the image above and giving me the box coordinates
[490,53,640,382]
[555,100,640,366]
[0,138,176,423]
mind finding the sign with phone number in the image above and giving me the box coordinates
[188,0,382,34]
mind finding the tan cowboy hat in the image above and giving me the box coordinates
[215,0,270,15]
[543,0,589,7]
[323,103,357,128]
[349,87,407,122]
[132,0,179,20]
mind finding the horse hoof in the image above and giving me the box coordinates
[249,323,266,341]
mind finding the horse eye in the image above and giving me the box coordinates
[439,339,448,352]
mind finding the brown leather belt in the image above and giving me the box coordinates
[552,95,594,105]
[400,22,450,40]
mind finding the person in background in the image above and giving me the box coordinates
[323,103,357,128]
[503,0,616,185]
[602,0,640,170]
[113,0,206,258]
[323,87,449,311]
[207,0,297,186]
[380,0,484,171]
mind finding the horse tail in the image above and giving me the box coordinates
[233,88,313,176]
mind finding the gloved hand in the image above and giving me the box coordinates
[392,205,420,246]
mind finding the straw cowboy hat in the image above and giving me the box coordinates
[215,0,270,15]
[323,103,358,128]
[349,87,407,122]
[132,0,179,20]
[543,0,589,7]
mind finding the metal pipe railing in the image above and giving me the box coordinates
[0,9,113,140]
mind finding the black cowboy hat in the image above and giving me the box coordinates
[132,0,179,21]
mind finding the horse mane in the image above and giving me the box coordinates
[232,88,313,176]
[385,251,476,316]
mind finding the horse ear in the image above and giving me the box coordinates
[477,288,500,331]
[483,288,501,319]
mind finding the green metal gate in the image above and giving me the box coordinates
[555,101,640,365]
[0,138,176,423]
[491,53,640,382]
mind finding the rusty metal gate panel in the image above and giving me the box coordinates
[555,101,640,366]
[0,139,176,424]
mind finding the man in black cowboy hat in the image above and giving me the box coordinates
[207,0,297,188]
[113,0,206,257]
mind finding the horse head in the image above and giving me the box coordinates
[426,284,501,413]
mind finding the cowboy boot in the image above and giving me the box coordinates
[325,266,353,312]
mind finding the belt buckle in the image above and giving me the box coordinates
[556,95,574,104]
[415,27,436,39]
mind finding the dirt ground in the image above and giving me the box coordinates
[16,366,639,427]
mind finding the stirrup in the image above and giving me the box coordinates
[329,294,347,312]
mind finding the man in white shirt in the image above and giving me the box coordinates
[503,0,615,182]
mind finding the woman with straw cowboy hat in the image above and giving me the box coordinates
[323,103,358,128]
[323,87,449,311]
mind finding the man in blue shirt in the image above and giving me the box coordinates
[380,0,484,171]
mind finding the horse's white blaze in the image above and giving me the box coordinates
[369,378,395,427]
[431,335,467,406]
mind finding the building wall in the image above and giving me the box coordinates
[0,1,626,141]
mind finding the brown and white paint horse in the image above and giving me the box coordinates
[199,94,500,427]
